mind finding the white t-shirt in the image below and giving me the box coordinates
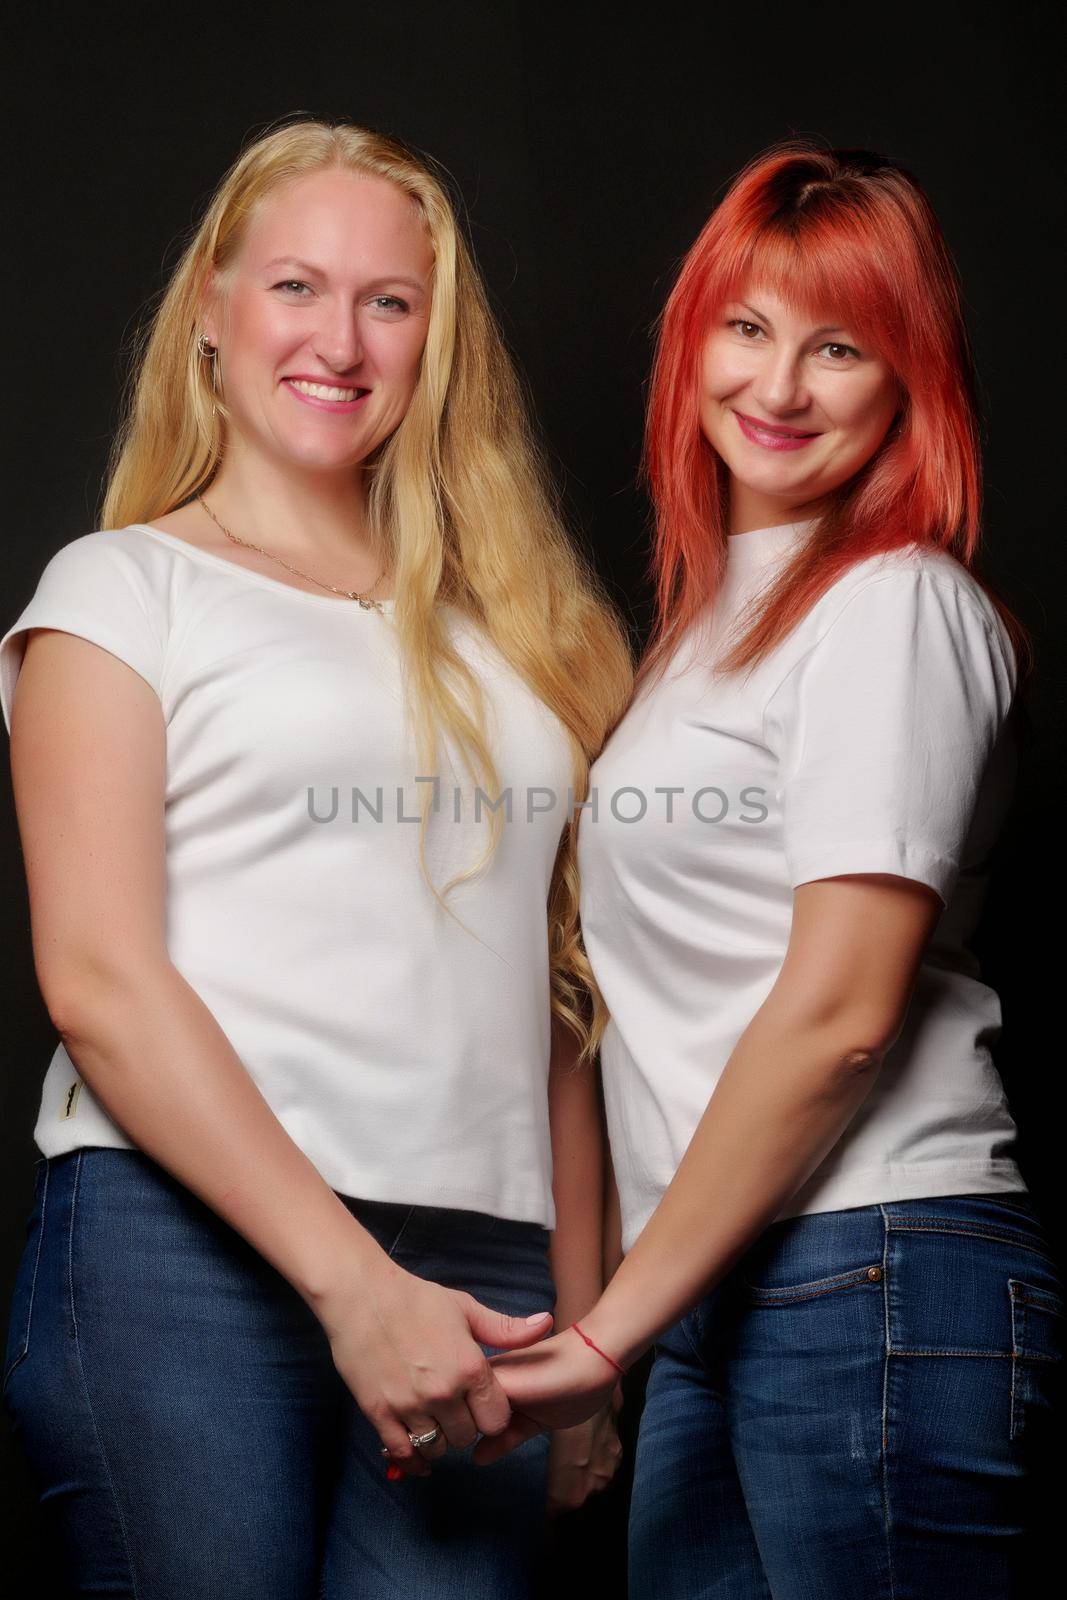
[1,525,575,1226]
[577,518,1027,1254]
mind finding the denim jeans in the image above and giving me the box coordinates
[629,1193,1064,1599]
[2,1148,556,1599]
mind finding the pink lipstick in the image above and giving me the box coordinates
[283,378,370,415]
[734,411,818,452]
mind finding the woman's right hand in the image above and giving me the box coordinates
[316,1258,554,1477]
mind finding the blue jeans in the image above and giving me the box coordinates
[629,1193,1064,1599]
[2,1148,556,1599]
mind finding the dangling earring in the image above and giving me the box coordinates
[197,332,220,418]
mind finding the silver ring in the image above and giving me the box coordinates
[379,1425,442,1458]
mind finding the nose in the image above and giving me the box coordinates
[749,343,810,416]
[312,305,365,374]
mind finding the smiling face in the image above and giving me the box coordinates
[699,284,901,534]
[201,167,435,475]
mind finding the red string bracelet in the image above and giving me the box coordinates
[570,1321,628,1377]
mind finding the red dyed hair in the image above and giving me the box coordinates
[640,139,1032,689]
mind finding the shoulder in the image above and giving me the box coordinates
[17,526,181,641]
[33,526,171,592]
[798,542,1012,673]
[763,541,1017,727]
[817,542,998,629]
[1,528,176,733]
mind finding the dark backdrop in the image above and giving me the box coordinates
[4,2,1063,1590]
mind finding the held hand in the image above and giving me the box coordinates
[546,1384,625,1515]
[317,1259,554,1478]
[471,1326,620,1466]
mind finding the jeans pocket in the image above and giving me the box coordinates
[735,1210,886,1306]
[2,1159,49,1395]
[741,1262,885,1306]
[1009,1277,1065,1442]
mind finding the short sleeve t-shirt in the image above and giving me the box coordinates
[1,525,575,1226]
[577,519,1026,1254]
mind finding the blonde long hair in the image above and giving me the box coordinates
[100,116,633,1056]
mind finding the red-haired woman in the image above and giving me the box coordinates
[476,144,1064,1596]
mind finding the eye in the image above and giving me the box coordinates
[368,294,410,313]
[817,341,860,362]
[728,318,765,340]
[274,280,312,297]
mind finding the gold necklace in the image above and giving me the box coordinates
[195,494,386,613]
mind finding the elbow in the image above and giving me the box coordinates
[36,949,170,1042]
[773,975,907,1075]
[826,1015,903,1081]
[41,980,106,1045]
[35,952,102,1038]
[810,1041,887,1103]
[36,962,92,1039]
[767,967,911,1091]
[777,993,904,1087]
[835,1045,887,1076]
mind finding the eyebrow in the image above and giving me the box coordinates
[262,257,428,292]
[739,301,850,337]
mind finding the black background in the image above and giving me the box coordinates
[3,2,1063,1590]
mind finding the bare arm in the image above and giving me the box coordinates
[601,1124,624,1284]
[547,1015,605,1330]
[582,872,942,1365]
[11,627,398,1305]
[9,628,552,1471]
[474,872,943,1451]
[544,1013,623,1509]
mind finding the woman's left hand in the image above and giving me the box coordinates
[471,1326,620,1465]
[545,1384,625,1514]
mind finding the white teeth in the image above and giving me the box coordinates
[290,379,362,402]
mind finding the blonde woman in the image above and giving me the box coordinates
[0,118,632,1597]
